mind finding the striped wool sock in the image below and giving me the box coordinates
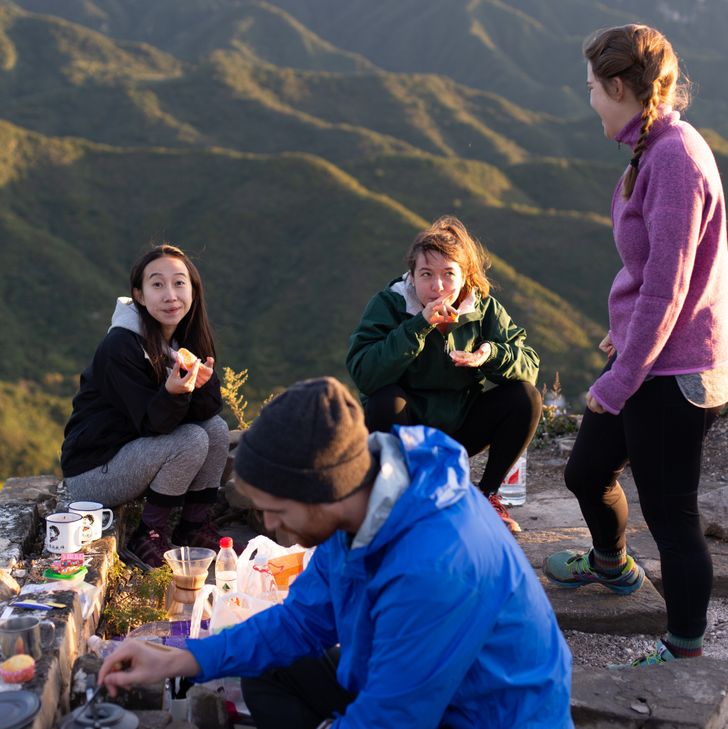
[664,632,704,659]
[591,547,628,576]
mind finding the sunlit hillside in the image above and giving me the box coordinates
[1,0,727,477]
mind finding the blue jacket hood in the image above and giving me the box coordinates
[357,425,469,555]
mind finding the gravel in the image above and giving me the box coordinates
[566,596,728,667]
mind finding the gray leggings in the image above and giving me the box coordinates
[64,416,229,508]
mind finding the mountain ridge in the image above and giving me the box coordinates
[2,0,727,478]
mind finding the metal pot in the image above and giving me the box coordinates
[57,703,139,729]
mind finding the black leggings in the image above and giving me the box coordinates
[565,374,723,639]
[365,381,542,494]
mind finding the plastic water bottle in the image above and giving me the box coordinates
[499,453,527,506]
[215,537,238,596]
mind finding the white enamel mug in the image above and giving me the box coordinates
[45,513,83,554]
[68,501,114,544]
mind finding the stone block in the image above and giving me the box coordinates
[0,567,20,600]
[188,684,231,729]
[0,502,38,569]
[517,528,666,635]
[223,478,253,511]
[0,476,59,505]
[572,657,728,728]
[700,484,728,541]
[136,710,173,728]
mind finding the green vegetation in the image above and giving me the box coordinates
[101,557,172,638]
[533,373,580,448]
[0,379,70,480]
[1,1,727,477]
[220,366,252,430]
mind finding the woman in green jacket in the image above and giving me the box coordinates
[347,216,541,532]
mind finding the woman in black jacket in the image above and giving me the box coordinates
[61,243,228,567]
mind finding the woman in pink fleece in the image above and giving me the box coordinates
[543,25,728,667]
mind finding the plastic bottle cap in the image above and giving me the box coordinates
[219,537,233,548]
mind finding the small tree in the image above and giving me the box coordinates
[220,366,251,430]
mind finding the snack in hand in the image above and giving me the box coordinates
[0,654,36,683]
[176,347,198,370]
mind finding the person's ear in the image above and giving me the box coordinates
[609,76,626,101]
[132,288,144,306]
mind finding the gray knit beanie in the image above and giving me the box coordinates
[234,376,376,503]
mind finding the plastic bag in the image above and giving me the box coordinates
[189,536,314,639]
[237,535,313,596]
[190,585,272,639]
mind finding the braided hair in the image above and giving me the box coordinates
[584,25,690,198]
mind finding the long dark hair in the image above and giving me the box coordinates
[130,243,216,383]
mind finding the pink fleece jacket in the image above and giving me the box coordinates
[590,109,728,414]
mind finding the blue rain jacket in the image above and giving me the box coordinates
[187,426,573,728]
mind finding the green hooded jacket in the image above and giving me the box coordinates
[346,275,539,434]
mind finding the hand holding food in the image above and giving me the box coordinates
[165,357,200,395]
[423,295,459,325]
[175,347,198,371]
[193,356,215,388]
[450,342,492,368]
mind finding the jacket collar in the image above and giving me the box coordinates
[614,106,680,151]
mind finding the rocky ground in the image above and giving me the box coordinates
[506,411,728,667]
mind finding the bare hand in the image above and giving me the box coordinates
[450,342,492,368]
[586,393,606,414]
[423,294,459,326]
[165,358,200,394]
[194,357,215,388]
[599,333,616,359]
[98,639,199,698]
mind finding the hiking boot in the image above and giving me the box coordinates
[172,519,222,551]
[608,640,677,670]
[487,492,521,533]
[543,548,644,595]
[126,525,174,569]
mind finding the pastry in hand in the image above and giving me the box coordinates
[0,654,36,683]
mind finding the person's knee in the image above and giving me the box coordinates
[500,381,542,427]
[365,384,410,432]
[203,415,230,448]
[520,381,543,418]
[177,424,210,465]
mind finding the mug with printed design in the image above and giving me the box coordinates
[45,513,83,554]
[68,501,114,544]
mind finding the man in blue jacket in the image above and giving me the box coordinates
[100,376,573,728]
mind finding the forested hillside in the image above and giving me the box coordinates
[1,0,726,478]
